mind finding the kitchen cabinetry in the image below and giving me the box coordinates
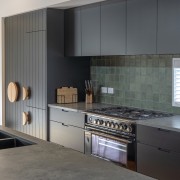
[137,124,180,180]
[100,0,126,55]
[157,0,180,54]
[5,9,90,140]
[65,7,81,56]
[127,0,157,55]
[81,3,101,56]
[49,107,85,153]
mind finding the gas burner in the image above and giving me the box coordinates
[87,106,173,120]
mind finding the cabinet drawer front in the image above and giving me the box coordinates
[50,121,64,145]
[62,125,84,153]
[50,121,84,153]
[137,143,180,180]
[49,107,85,128]
[137,124,180,153]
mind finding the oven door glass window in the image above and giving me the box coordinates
[91,134,127,165]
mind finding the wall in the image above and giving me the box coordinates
[0,0,70,125]
[91,55,180,114]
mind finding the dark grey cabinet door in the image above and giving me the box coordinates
[26,31,46,109]
[65,8,81,56]
[137,143,180,180]
[137,124,180,153]
[157,0,180,54]
[127,0,157,55]
[50,120,84,153]
[101,0,126,55]
[26,107,46,140]
[81,3,100,56]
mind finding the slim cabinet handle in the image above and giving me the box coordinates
[62,109,69,112]
[158,147,170,153]
[62,123,69,127]
[158,128,170,133]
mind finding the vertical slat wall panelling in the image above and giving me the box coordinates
[127,0,157,55]
[65,7,82,56]
[39,31,45,109]
[5,17,10,127]
[19,15,22,132]
[42,30,46,140]
[6,17,11,128]
[21,14,25,133]
[25,13,30,135]
[101,0,126,55]
[40,111,45,139]
[29,32,33,108]
[39,32,43,109]
[24,14,27,133]
[39,110,43,139]
[13,15,17,130]
[25,13,29,135]
[5,9,47,140]
[32,12,36,109]
[42,31,46,110]
[17,14,20,132]
[81,3,101,56]
[157,0,180,54]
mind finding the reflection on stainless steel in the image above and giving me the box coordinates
[99,138,127,147]
[92,134,127,165]
[98,143,127,152]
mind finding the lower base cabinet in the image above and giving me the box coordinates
[137,143,180,180]
[50,120,84,153]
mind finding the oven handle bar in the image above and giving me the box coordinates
[86,130,132,144]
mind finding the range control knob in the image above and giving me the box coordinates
[123,124,127,131]
[114,123,119,129]
[96,120,100,125]
[107,121,111,127]
[127,125,132,133]
[119,124,123,130]
[97,120,103,125]
[111,122,115,128]
[103,121,107,126]
[93,119,97,124]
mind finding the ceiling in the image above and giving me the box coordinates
[49,0,107,9]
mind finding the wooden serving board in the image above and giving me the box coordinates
[57,87,78,104]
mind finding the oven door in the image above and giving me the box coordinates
[85,130,135,169]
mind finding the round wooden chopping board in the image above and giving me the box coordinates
[7,82,18,102]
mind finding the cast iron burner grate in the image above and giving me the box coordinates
[87,106,173,120]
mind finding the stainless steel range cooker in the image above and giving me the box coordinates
[85,106,173,170]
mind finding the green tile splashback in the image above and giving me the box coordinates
[91,55,180,114]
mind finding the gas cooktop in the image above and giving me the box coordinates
[86,106,173,120]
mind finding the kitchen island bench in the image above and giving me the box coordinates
[0,126,154,180]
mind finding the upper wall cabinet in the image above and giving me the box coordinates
[101,0,126,55]
[127,0,157,55]
[157,0,180,54]
[65,7,81,56]
[81,3,101,56]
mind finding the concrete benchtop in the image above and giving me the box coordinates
[0,126,154,180]
[49,103,180,133]
[48,102,115,113]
